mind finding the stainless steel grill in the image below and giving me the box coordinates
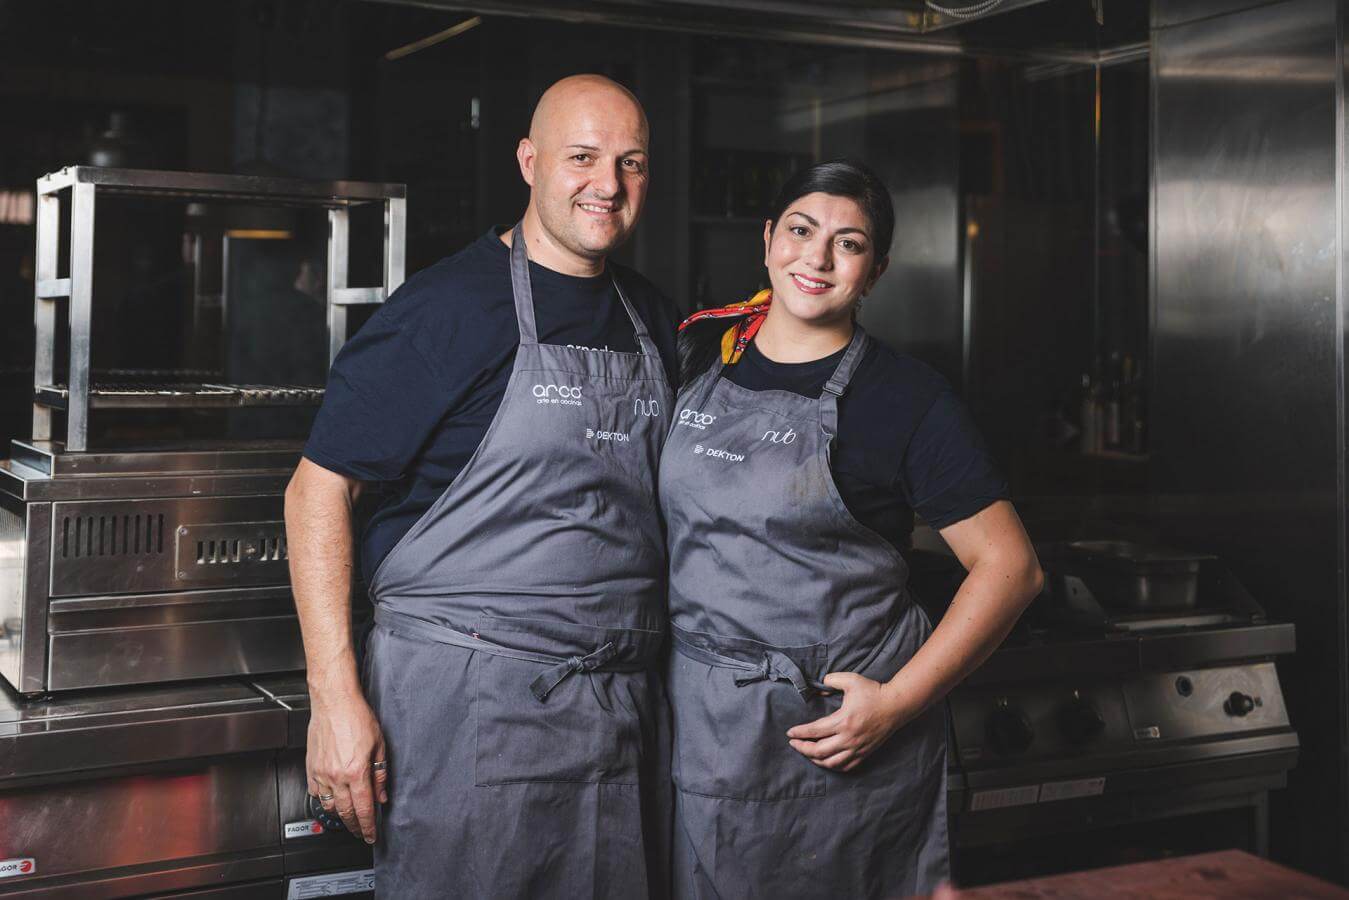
[0,166,396,898]
[36,382,326,409]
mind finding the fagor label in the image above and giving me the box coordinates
[0,858,35,879]
[284,819,325,838]
[287,868,374,898]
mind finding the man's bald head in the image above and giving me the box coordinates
[528,74,648,150]
[513,74,652,276]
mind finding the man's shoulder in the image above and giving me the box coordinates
[382,235,512,324]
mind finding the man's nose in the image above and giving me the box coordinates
[591,162,621,199]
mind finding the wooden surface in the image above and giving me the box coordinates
[937,850,1349,899]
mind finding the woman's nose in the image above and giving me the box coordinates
[804,240,833,271]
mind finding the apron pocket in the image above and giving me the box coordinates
[670,649,836,801]
[474,653,646,785]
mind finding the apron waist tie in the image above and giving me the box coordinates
[528,643,620,701]
[374,606,646,702]
[671,630,828,701]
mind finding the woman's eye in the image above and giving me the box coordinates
[790,225,809,237]
[840,239,862,252]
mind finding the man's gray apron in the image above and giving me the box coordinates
[659,326,950,900]
[363,226,674,898]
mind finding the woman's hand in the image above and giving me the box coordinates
[785,672,919,772]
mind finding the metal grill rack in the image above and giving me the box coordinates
[32,166,407,450]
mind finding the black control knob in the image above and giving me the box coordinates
[986,698,1035,756]
[306,792,347,832]
[1056,691,1105,745]
[1224,691,1256,717]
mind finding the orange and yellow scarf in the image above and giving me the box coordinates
[677,289,772,365]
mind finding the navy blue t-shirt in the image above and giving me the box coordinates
[303,228,679,579]
[722,337,1007,550]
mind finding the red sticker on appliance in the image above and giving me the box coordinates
[284,820,325,838]
[0,858,35,879]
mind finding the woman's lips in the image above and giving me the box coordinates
[791,272,833,295]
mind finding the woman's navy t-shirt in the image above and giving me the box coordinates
[303,228,679,580]
[721,336,1007,550]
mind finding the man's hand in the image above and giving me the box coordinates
[308,685,388,844]
[285,458,385,843]
[785,672,917,772]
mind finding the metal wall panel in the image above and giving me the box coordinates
[859,59,965,382]
[1151,0,1342,879]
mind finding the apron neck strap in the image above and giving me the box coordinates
[509,221,660,358]
[509,223,539,345]
[820,326,869,439]
[612,271,661,359]
[822,326,869,398]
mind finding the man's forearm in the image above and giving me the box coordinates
[285,460,362,699]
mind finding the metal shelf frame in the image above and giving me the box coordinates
[32,166,407,451]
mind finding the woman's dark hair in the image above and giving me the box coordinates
[677,158,894,386]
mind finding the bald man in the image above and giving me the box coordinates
[286,74,677,897]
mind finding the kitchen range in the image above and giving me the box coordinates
[0,166,404,898]
[914,540,1299,884]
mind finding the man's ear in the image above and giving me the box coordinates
[517,138,537,187]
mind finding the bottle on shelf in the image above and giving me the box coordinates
[1079,372,1100,455]
[1105,351,1122,450]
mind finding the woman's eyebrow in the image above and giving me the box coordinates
[785,210,869,237]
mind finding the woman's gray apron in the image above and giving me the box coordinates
[659,326,950,900]
[364,226,674,898]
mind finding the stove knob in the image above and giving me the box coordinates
[1056,691,1105,745]
[986,698,1035,756]
[1224,691,1256,717]
[306,793,347,832]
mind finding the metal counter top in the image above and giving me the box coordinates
[0,678,290,784]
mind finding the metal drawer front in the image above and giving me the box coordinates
[49,497,287,597]
[0,756,281,895]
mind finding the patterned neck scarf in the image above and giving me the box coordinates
[677,289,773,365]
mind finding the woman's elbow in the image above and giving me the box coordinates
[1024,560,1045,601]
[1005,551,1044,608]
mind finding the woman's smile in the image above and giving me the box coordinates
[789,272,834,294]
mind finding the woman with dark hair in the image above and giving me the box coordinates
[660,159,1042,898]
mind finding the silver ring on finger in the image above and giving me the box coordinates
[318,792,335,802]
[372,760,388,772]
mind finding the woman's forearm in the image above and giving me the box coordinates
[883,552,1042,716]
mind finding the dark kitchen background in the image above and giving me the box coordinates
[0,0,1345,889]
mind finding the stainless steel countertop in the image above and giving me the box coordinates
[0,677,293,783]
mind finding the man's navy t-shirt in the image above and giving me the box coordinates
[303,228,679,580]
[720,337,1007,550]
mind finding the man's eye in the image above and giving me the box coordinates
[623,159,644,172]
[572,154,592,163]
[790,226,809,237]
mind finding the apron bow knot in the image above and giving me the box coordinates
[529,641,619,702]
[733,649,815,700]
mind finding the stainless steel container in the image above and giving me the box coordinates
[1065,540,1215,611]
